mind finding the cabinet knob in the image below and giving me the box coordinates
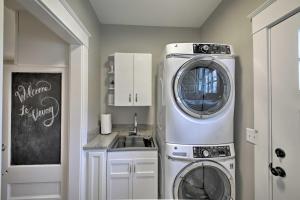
[129,94,132,102]
[135,94,138,102]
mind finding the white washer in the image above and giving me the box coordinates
[162,143,235,200]
[156,43,235,145]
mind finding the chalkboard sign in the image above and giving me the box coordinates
[11,73,62,165]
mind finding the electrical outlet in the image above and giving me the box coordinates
[246,128,257,144]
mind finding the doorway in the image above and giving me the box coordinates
[0,1,90,199]
[253,3,300,199]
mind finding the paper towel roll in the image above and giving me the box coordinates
[101,114,112,134]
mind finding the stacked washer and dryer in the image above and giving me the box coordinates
[156,43,235,200]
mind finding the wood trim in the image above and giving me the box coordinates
[247,0,277,20]
[253,29,272,200]
[68,45,88,200]
[251,0,300,34]
[59,0,91,37]
[16,0,90,47]
[4,63,68,69]
[0,0,4,196]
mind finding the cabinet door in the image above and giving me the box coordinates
[115,53,134,106]
[87,151,106,200]
[133,54,152,106]
[132,158,158,199]
[107,159,132,200]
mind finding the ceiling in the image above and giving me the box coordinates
[89,0,222,28]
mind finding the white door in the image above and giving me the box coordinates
[2,66,67,200]
[133,54,152,106]
[132,158,157,199]
[114,53,134,106]
[270,12,300,199]
[107,159,132,200]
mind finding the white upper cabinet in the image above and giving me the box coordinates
[114,53,134,106]
[133,54,152,106]
[112,53,152,106]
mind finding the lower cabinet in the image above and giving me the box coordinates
[87,151,106,200]
[107,151,158,200]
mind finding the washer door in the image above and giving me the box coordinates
[173,161,233,200]
[173,57,232,118]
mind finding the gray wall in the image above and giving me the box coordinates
[197,0,264,199]
[17,11,68,66]
[65,0,102,134]
[99,25,201,124]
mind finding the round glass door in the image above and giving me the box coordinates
[174,58,231,118]
[173,162,232,200]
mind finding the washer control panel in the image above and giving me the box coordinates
[193,43,231,54]
[193,145,231,158]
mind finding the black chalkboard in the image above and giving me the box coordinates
[11,73,62,165]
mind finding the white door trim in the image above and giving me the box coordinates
[251,0,300,34]
[17,0,91,47]
[252,1,300,200]
[3,1,90,199]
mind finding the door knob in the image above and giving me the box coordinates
[269,163,286,177]
[275,148,286,158]
[2,144,6,151]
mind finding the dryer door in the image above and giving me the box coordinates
[173,161,233,200]
[173,57,232,118]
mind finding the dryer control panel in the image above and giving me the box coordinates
[193,43,231,54]
[193,145,231,158]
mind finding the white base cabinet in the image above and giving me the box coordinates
[107,151,158,200]
[87,151,107,200]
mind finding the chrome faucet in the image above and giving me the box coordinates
[129,113,138,136]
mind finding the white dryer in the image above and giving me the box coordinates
[156,43,235,145]
[162,143,235,200]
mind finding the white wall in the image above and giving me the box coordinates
[4,9,68,66]
[99,25,201,125]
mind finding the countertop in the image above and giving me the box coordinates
[83,132,118,150]
[83,125,155,151]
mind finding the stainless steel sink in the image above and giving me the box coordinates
[110,135,155,150]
